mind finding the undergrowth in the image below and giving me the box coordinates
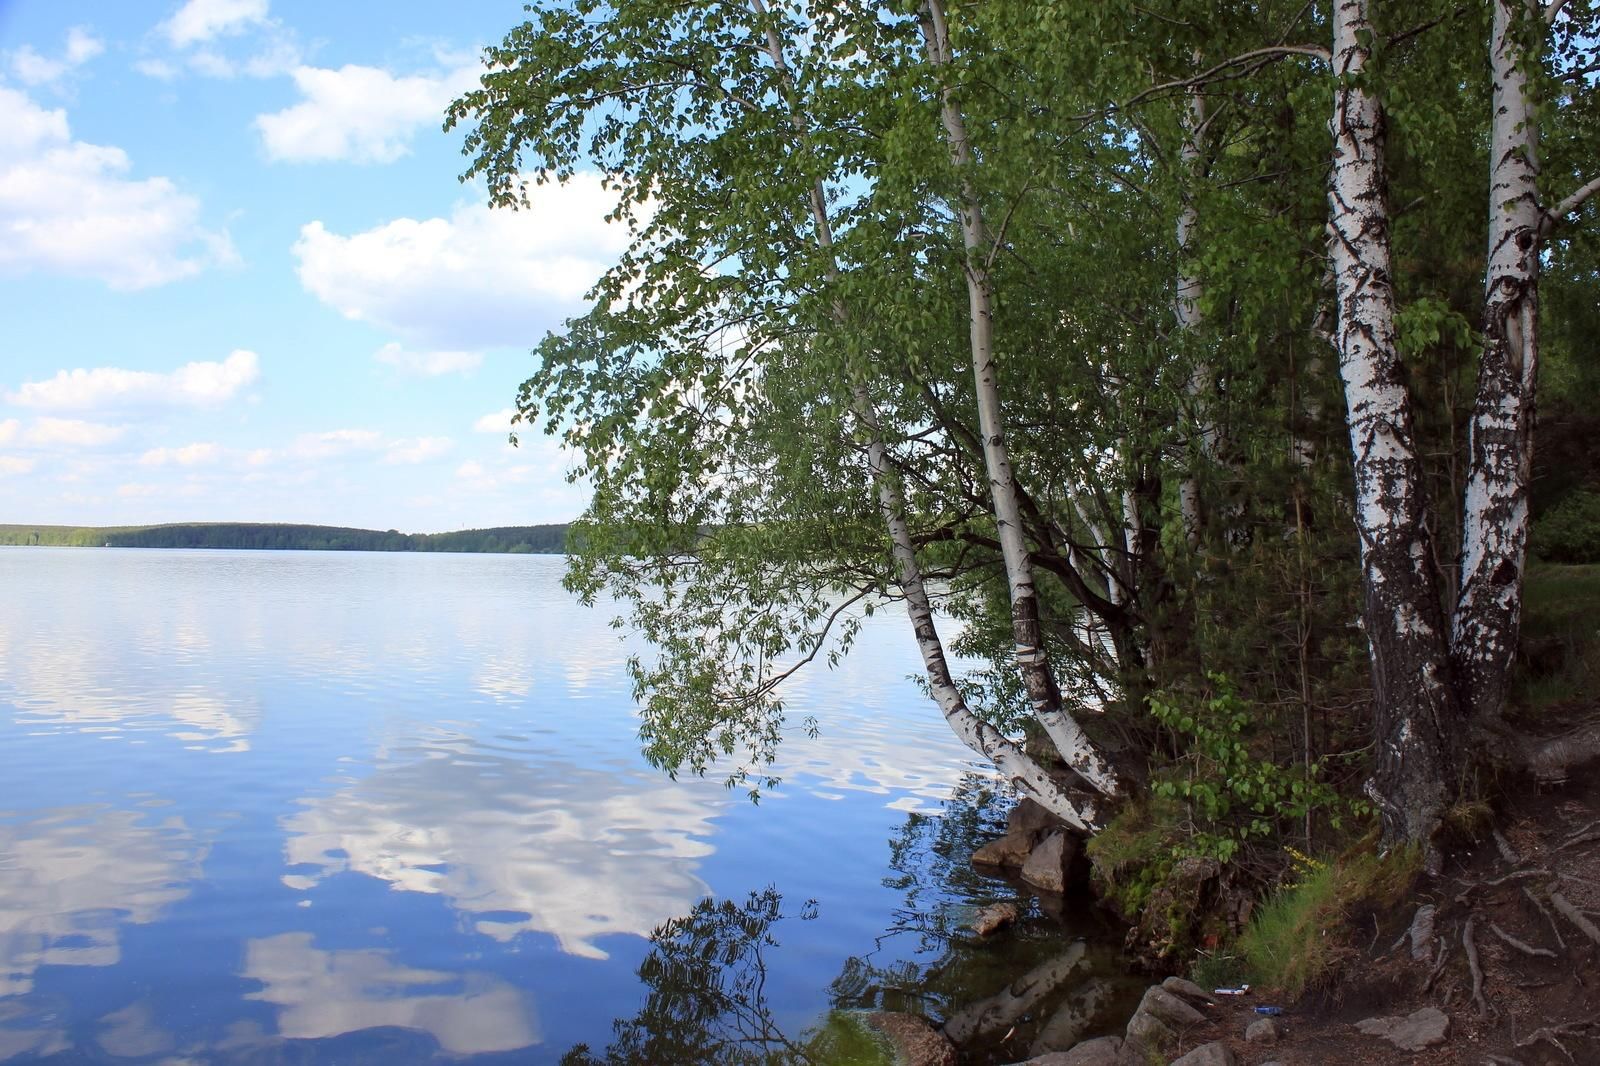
[1231,840,1420,999]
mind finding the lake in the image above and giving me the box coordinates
[0,548,1139,1064]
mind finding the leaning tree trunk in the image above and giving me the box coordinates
[1327,0,1463,849]
[1453,0,1543,726]
[750,0,1105,829]
[920,0,1120,800]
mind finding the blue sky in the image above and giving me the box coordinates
[0,0,621,531]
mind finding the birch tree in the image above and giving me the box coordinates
[1326,0,1464,847]
[1454,0,1600,725]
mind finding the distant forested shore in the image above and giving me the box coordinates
[0,522,570,554]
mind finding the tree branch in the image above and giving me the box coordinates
[1541,174,1600,238]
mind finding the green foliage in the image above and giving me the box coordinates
[1516,564,1600,710]
[1237,843,1420,998]
[1148,676,1361,860]
[1531,490,1600,564]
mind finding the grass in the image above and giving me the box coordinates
[1234,842,1420,999]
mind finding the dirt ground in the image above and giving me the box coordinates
[1165,766,1600,1065]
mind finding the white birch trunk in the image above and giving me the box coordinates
[920,0,1120,799]
[1328,0,1462,846]
[751,0,1102,829]
[1453,0,1543,725]
[1176,86,1210,544]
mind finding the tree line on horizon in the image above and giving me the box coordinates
[0,522,572,554]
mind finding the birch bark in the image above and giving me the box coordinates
[1176,85,1210,545]
[1453,0,1543,725]
[920,0,1121,799]
[751,0,1103,828]
[1327,0,1462,846]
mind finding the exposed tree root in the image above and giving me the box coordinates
[1524,719,1600,786]
[1463,914,1490,1017]
[1494,828,1523,865]
[1423,931,1453,992]
[1523,885,1568,950]
[1549,891,1600,946]
[1488,921,1557,958]
[1515,1020,1599,1063]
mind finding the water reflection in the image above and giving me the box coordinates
[561,889,814,1066]
[0,805,203,996]
[566,780,1141,1065]
[0,640,255,752]
[281,738,722,959]
[243,932,540,1054]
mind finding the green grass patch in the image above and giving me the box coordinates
[1235,841,1420,999]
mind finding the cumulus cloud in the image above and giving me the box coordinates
[373,342,481,377]
[139,442,221,467]
[384,436,452,464]
[0,87,235,289]
[472,409,519,434]
[257,62,480,164]
[0,419,17,444]
[7,28,104,87]
[0,456,36,476]
[162,0,270,48]
[7,351,259,411]
[24,418,126,448]
[293,173,632,349]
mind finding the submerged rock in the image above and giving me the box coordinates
[865,1011,958,1066]
[969,901,1021,937]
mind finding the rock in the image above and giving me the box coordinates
[1353,1006,1450,1052]
[1135,985,1206,1029]
[1008,797,1060,838]
[1168,1042,1238,1066]
[1124,1008,1177,1050]
[1408,903,1436,961]
[973,833,1037,868]
[1021,831,1079,894]
[865,1012,958,1066]
[1159,976,1215,1007]
[1018,1035,1141,1065]
[969,901,1021,937]
[1244,1016,1280,1043]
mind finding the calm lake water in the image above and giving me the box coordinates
[0,549,1138,1064]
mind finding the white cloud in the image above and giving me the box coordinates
[373,342,481,377]
[0,456,35,476]
[0,419,17,444]
[455,460,485,480]
[287,428,381,460]
[472,409,519,434]
[24,418,126,448]
[257,62,479,164]
[134,58,179,80]
[384,436,452,465]
[162,0,269,48]
[139,442,221,467]
[7,351,259,411]
[0,87,235,289]
[7,28,105,87]
[293,173,632,349]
